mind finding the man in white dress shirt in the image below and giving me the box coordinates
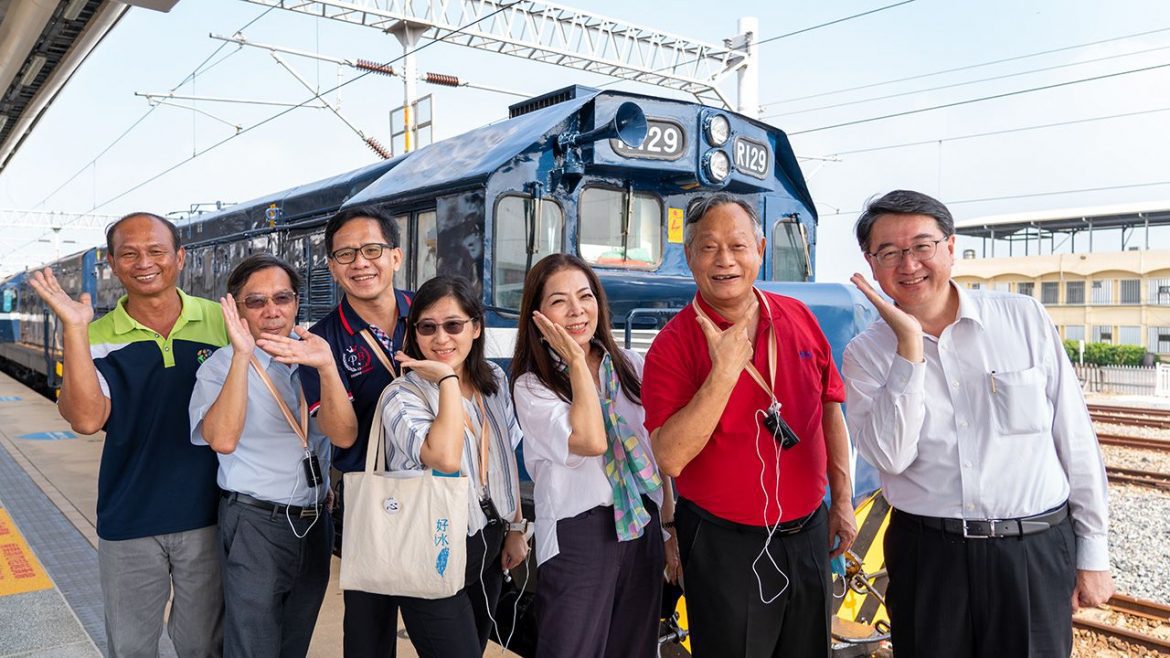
[842,190,1113,657]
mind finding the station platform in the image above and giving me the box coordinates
[0,371,520,657]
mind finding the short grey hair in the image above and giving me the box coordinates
[683,193,764,248]
[855,190,955,252]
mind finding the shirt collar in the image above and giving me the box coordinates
[251,336,300,375]
[694,287,776,330]
[338,289,411,336]
[952,281,985,328]
[110,288,202,336]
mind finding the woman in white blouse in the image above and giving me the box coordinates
[381,275,529,657]
[510,254,678,658]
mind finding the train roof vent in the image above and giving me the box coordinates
[508,85,599,118]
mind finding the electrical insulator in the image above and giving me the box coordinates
[425,72,460,87]
[355,59,395,77]
[365,137,392,159]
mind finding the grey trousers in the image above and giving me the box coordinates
[98,526,225,658]
[218,496,332,658]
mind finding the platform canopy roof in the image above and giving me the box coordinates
[0,0,179,174]
[955,200,1170,238]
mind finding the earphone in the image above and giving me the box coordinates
[751,405,790,605]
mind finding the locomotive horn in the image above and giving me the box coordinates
[557,101,648,152]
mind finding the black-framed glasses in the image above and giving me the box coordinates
[868,238,946,268]
[415,318,474,337]
[330,242,394,264]
[238,290,298,310]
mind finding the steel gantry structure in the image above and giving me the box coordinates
[239,0,758,122]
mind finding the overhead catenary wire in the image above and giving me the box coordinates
[788,60,1170,135]
[768,42,1170,118]
[596,0,915,91]
[29,6,276,212]
[822,105,1170,156]
[3,0,527,261]
[761,24,1170,108]
[819,179,1170,218]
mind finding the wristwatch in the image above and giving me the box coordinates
[508,519,535,541]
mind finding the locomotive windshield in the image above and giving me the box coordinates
[578,187,662,270]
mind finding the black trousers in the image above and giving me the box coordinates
[218,496,332,658]
[535,499,664,658]
[396,523,506,658]
[676,500,830,658]
[884,508,1077,658]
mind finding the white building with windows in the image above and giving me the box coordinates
[951,202,1170,357]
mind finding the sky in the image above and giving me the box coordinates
[1,0,1169,281]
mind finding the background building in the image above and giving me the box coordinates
[951,201,1170,358]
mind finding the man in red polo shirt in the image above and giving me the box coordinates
[643,193,856,657]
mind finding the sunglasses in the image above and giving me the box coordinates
[238,291,298,310]
[415,318,475,337]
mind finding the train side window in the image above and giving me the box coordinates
[393,214,409,290]
[492,195,564,309]
[417,210,438,286]
[771,218,811,282]
[578,187,662,270]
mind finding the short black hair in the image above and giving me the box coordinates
[855,190,955,252]
[105,212,180,253]
[683,193,762,248]
[324,206,400,255]
[226,253,302,299]
[403,275,498,397]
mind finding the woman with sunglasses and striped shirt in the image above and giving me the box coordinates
[379,275,529,657]
[510,254,678,658]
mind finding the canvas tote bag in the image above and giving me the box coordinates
[340,382,470,598]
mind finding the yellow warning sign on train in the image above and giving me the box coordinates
[668,208,685,243]
[0,508,53,596]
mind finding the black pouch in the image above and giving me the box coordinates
[763,405,800,451]
[302,452,323,487]
[479,495,504,526]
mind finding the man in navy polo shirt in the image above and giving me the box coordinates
[29,212,226,657]
[299,205,411,657]
[642,194,856,658]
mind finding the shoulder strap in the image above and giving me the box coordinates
[359,328,399,377]
[249,356,309,448]
[366,376,432,474]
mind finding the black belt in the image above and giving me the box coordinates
[679,498,822,537]
[897,503,1068,539]
[222,491,322,519]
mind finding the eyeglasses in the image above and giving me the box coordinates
[868,238,946,268]
[330,243,394,264]
[238,291,298,310]
[415,318,475,337]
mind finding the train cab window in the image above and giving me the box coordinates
[771,218,811,282]
[493,195,564,309]
[417,210,438,286]
[578,187,662,270]
[393,214,409,290]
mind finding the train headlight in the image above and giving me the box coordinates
[704,149,731,183]
[704,114,730,146]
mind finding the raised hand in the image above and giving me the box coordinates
[258,326,333,370]
[850,273,923,362]
[394,350,456,384]
[219,294,255,357]
[532,310,587,366]
[695,302,755,380]
[27,267,93,329]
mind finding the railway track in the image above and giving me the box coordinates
[1089,404,1170,430]
[1074,594,1170,654]
[1096,433,1170,451]
[1105,466,1170,491]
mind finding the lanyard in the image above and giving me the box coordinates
[249,356,309,449]
[359,329,399,378]
[461,391,491,492]
[690,287,779,405]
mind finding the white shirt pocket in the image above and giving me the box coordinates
[990,366,1049,435]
